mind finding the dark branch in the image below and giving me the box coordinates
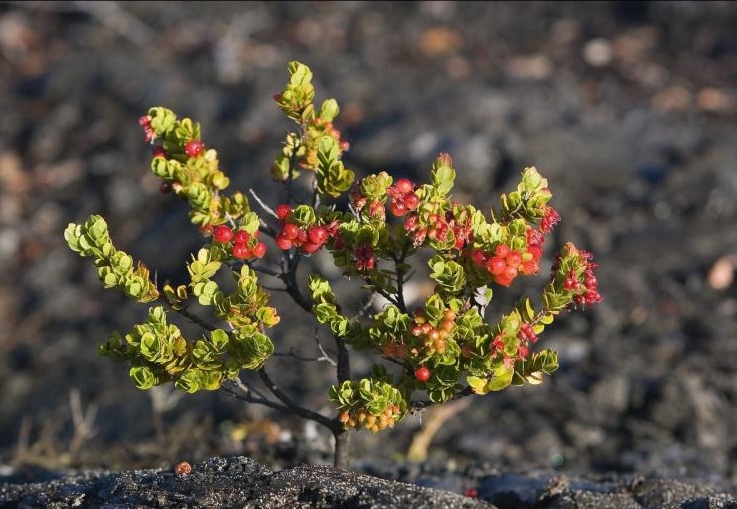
[257,367,338,431]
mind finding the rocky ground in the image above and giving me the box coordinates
[2,1,737,506]
[3,456,737,509]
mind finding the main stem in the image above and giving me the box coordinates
[332,329,351,468]
[333,428,350,469]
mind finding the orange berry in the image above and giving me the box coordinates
[174,461,192,475]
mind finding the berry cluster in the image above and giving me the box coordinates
[470,243,535,287]
[569,251,602,307]
[410,308,456,356]
[488,330,526,368]
[516,322,538,360]
[387,178,420,217]
[403,205,472,250]
[212,224,267,260]
[540,205,561,233]
[349,188,386,222]
[353,244,376,271]
[338,404,400,433]
[488,322,539,367]
[274,205,335,254]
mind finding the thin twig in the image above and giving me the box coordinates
[222,378,293,416]
[258,367,338,431]
[314,331,338,367]
[248,189,279,228]
[175,305,217,332]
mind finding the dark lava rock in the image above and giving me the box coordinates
[2,456,736,509]
[0,456,493,509]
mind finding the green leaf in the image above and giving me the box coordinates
[175,369,201,393]
[424,293,445,324]
[320,98,340,122]
[256,306,281,327]
[467,375,489,395]
[486,363,514,392]
[148,107,177,135]
[230,328,274,369]
[130,366,157,390]
[209,329,229,352]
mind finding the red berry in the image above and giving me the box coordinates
[252,242,267,258]
[184,140,205,158]
[308,226,328,245]
[403,192,419,210]
[494,274,514,287]
[389,201,406,217]
[234,230,250,244]
[232,243,250,259]
[503,265,518,280]
[160,181,172,194]
[486,256,507,275]
[281,223,299,240]
[506,250,522,268]
[275,235,292,250]
[494,244,510,258]
[213,225,234,244]
[301,242,321,254]
[521,260,539,275]
[415,366,431,383]
[527,244,543,261]
[276,204,291,220]
[471,249,487,266]
[394,178,414,194]
[296,229,309,245]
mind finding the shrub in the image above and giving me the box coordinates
[65,61,601,468]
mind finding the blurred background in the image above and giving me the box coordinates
[2,0,737,486]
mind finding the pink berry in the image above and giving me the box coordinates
[184,140,205,158]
